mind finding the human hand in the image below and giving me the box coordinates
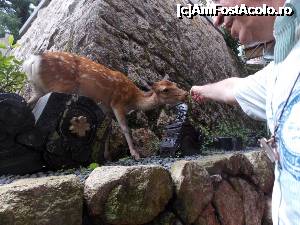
[212,0,234,30]
[214,13,234,30]
[190,86,206,103]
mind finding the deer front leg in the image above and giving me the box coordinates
[112,106,141,160]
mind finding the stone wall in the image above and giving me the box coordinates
[0,150,274,225]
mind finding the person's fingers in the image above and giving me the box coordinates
[191,93,206,104]
[190,86,208,103]
[213,13,224,27]
[190,86,198,96]
[223,16,233,29]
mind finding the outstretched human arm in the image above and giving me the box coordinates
[190,61,275,121]
[190,77,241,105]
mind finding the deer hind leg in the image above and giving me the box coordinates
[27,84,45,109]
[112,106,141,160]
[103,117,113,161]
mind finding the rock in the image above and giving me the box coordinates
[136,111,149,127]
[197,154,230,175]
[147,211,178,225]
[0,175,83,225]
[107,120,128,161]
[157,109,177,127]
[170,160,213,224]
[14,0,241,86]
[132,128,160,157]
[224,153,254,177]
[245,150,275,194]
[84,165,173,225]
[262,195,272,225]
[13,0,260,135]
[195,203,221,225]
[197,153,254,178]
[229,178,265,225]
[0,93,45,175]
[213,180,244,225]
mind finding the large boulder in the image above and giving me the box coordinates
[262,195,272,225]
[195,203,221,225]
[0,175,83,225]
[13,0,257,132]
[229,178,265,225]
[132,128,160,157]
[245,151,275,194]
[170,160,213,224]
[197,151,275,192]
[14,0,242,85]
[213,180,244,225]
[84,165,173,225]
[147,211,182,225]
[197,153,254,178]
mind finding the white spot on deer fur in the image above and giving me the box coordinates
[81,74,89,78]
[59,56,66,61]
[81,74,98,82]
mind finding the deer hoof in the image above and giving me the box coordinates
[130,151,141,161]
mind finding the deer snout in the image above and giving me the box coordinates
[181,91,189,101]
[184,91,189,98]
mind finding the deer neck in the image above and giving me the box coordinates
[135,90,160,111]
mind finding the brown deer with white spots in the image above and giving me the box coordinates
[23,52,188,160]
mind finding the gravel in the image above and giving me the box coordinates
[0,148,257,186]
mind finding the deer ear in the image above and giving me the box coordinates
[163,74,169,80]
[140,79,153,90]
[147,80,154,87]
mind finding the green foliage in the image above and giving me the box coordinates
[214,121,250,142]
[0,11,21,38]
[88,162,100,170]
[0,35,26,93]
[0,0,41,40]
[222,28,241,56]
[197,120,267,149]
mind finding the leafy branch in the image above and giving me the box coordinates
[0,35,26,93]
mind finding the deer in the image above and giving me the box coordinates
[23,51,188,160]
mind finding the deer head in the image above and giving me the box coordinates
[151,80,188,105]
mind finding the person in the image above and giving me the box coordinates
[190,0,300,224]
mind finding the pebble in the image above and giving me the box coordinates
[0,149,256,187]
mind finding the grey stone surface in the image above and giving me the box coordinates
[171,160,213,224]
[229,178,265,225]
[13,0,252,130]
[15,0,241,85]
[0,175,83,225]
[84,165,173,225]
[245,151,275,194]
[213,180,244,225]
